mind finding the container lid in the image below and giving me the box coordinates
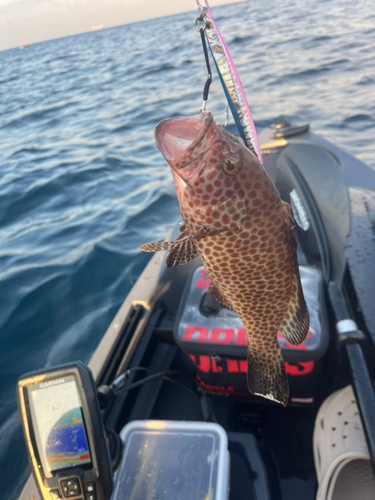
[113,420,229,500]
[174,265,328,362]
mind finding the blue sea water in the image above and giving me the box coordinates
[0,0,374,498]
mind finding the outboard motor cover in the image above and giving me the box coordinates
[174,265,329,405]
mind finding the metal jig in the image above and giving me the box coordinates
[224,101,229,127]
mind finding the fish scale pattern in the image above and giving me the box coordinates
[143,111,309,405]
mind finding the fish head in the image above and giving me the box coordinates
[155,110,260,230]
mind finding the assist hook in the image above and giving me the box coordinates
[195,13,230,126]
[195,12,212,111]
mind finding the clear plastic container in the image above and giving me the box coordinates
[112,420,230,500]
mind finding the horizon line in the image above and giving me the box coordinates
[0,0,240,53]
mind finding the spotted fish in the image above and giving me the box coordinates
[141,111,309,406]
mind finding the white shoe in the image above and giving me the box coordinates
[313,385,375,500]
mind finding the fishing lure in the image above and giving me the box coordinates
[196,0,263,164]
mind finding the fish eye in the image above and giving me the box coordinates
[223,159,239,175]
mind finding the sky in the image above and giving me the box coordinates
[0,0,236,51]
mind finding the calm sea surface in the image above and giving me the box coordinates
[0,0,374,498]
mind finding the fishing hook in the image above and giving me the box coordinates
[195,11,212,111]
[195,13,228,125]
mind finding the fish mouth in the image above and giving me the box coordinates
[154,111,214,164]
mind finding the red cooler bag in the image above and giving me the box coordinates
[174,266,329,404]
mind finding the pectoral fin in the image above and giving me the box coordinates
[140,241,176,252]
[140,226,221,267]
[207,283,236,312]
[140,228,192,254]
[278,203,310,346]
[166,237,199,267]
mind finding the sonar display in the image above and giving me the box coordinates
[29,376,91,474]
[46,407,91,470]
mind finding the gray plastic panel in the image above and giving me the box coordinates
[346,188,375,342]
[275,132,375,344]
[276,142,350,285]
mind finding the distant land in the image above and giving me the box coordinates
[0,0,243,52]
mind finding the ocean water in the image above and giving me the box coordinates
[0,0,374,498]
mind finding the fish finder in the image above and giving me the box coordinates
[17,361,113,500]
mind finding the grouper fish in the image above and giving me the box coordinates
[141,110,309,406]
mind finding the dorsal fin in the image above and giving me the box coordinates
[278,202,310,346]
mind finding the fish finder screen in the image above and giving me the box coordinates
[28,375,91,475]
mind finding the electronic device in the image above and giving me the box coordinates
[17,361,113,500]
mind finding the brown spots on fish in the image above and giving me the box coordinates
[146,110,309,406]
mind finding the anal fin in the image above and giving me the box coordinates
[207,282,236,312]
[247,346,289,406]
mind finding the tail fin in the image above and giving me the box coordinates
[247,347,289,406]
